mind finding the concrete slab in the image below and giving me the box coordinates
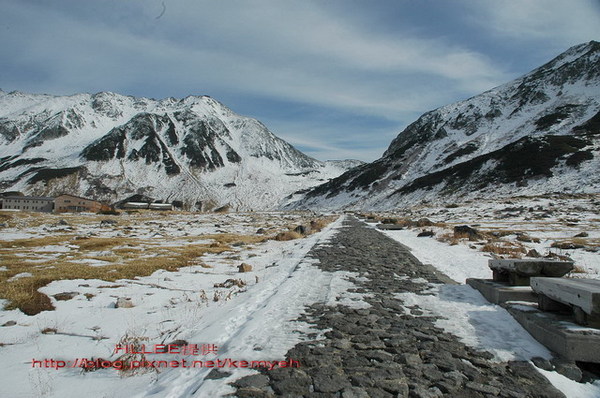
[375,224,404,230]
[489,259,574,286]
[530,277,600,315]
[466,278,537,304]
[504,302,600,363]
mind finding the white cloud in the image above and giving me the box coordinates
[465,0,600,48]
[4,0,596,161]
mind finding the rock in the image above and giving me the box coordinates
[516,233,533,242]
[421,364,444,382]
[271,372,311,394]
[551,359,583,382]
[381,218,398,224]
[233,374,270,389]
[410,385,443,398]
[214,278,246,288]
[574,232,589,238]
[416,218,434,227]
[100,219,118,227]
[531,357,553,371]
[313,372,351,393]
[256,228,266,234]
[375,378,409,395]
[214,205,230,213]
[294,225,311,235]
[527,249,541,258]
[551,241,585,250]
[235,387,272,398]
[417,230,435,237]
[53,292,79,301]
[167,339,188,348]
[412,331,438,342]
[115,297,134,308]
[341,387,371,398]
[465,381,500,395]
[238,263,253,273]
[453,225,481,240]
[399,353,422,367]
[205,369,232,379]
[362,349,394,362]
[376,224,404,230]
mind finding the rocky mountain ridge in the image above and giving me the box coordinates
[0,90,362,210]
[292,41,600,210]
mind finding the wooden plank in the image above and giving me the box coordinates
[530,277,600,316]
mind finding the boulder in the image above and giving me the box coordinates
[294,225,311,235]
[115,297,134,308]
[100,219,118,227]
[53,292,79,301]
[453,225,481,240]
[238,263,253,273]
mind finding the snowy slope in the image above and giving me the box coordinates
[0,91,360,210]
[293,41,600,210]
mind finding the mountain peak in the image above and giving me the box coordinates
[292,41,600,210]
[0,90,358,210]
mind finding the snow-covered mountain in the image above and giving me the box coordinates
[293,41,600,210]
[0,91,362,210]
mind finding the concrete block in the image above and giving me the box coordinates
[466,278,537,305]
[530,277,600,316]
[375,224,404,230]
[489,259,574,286]
[504,302,600,363]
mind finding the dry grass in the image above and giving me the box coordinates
[0,235,247,316]
[572,265,588,274]
[0,235,74,249]
[0,210,336,315]
[481,242,527,257]
[436,232,460,246]
[551,237,599,249]
[2,278,55,315]
[311,216,337,231]
[202,233,266,246]
[273,231,303,241]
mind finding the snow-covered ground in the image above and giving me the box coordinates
[373,216,600,398]
[375,194,600,279]
[2,204,600,397]
[0,212,369,398]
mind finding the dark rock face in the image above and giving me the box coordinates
[82,113,182,175]
[81,129,127,161]
[392,135,591,197]
[27,166,84,184]
[233,218,568,397]
[0,119,21,143]
[1,89,362,210]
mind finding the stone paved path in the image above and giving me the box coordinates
[233,217,565,398]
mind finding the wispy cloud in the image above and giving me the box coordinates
[464,0,600,50]
[1,0,598,162]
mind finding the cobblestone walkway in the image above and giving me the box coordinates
[233,217,565,398]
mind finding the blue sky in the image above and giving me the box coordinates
[1,0,599,161]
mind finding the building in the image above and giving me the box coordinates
[54,194,103,213]
[121,202,173,211]
[149,203,173,211]
[1,196,54,212]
